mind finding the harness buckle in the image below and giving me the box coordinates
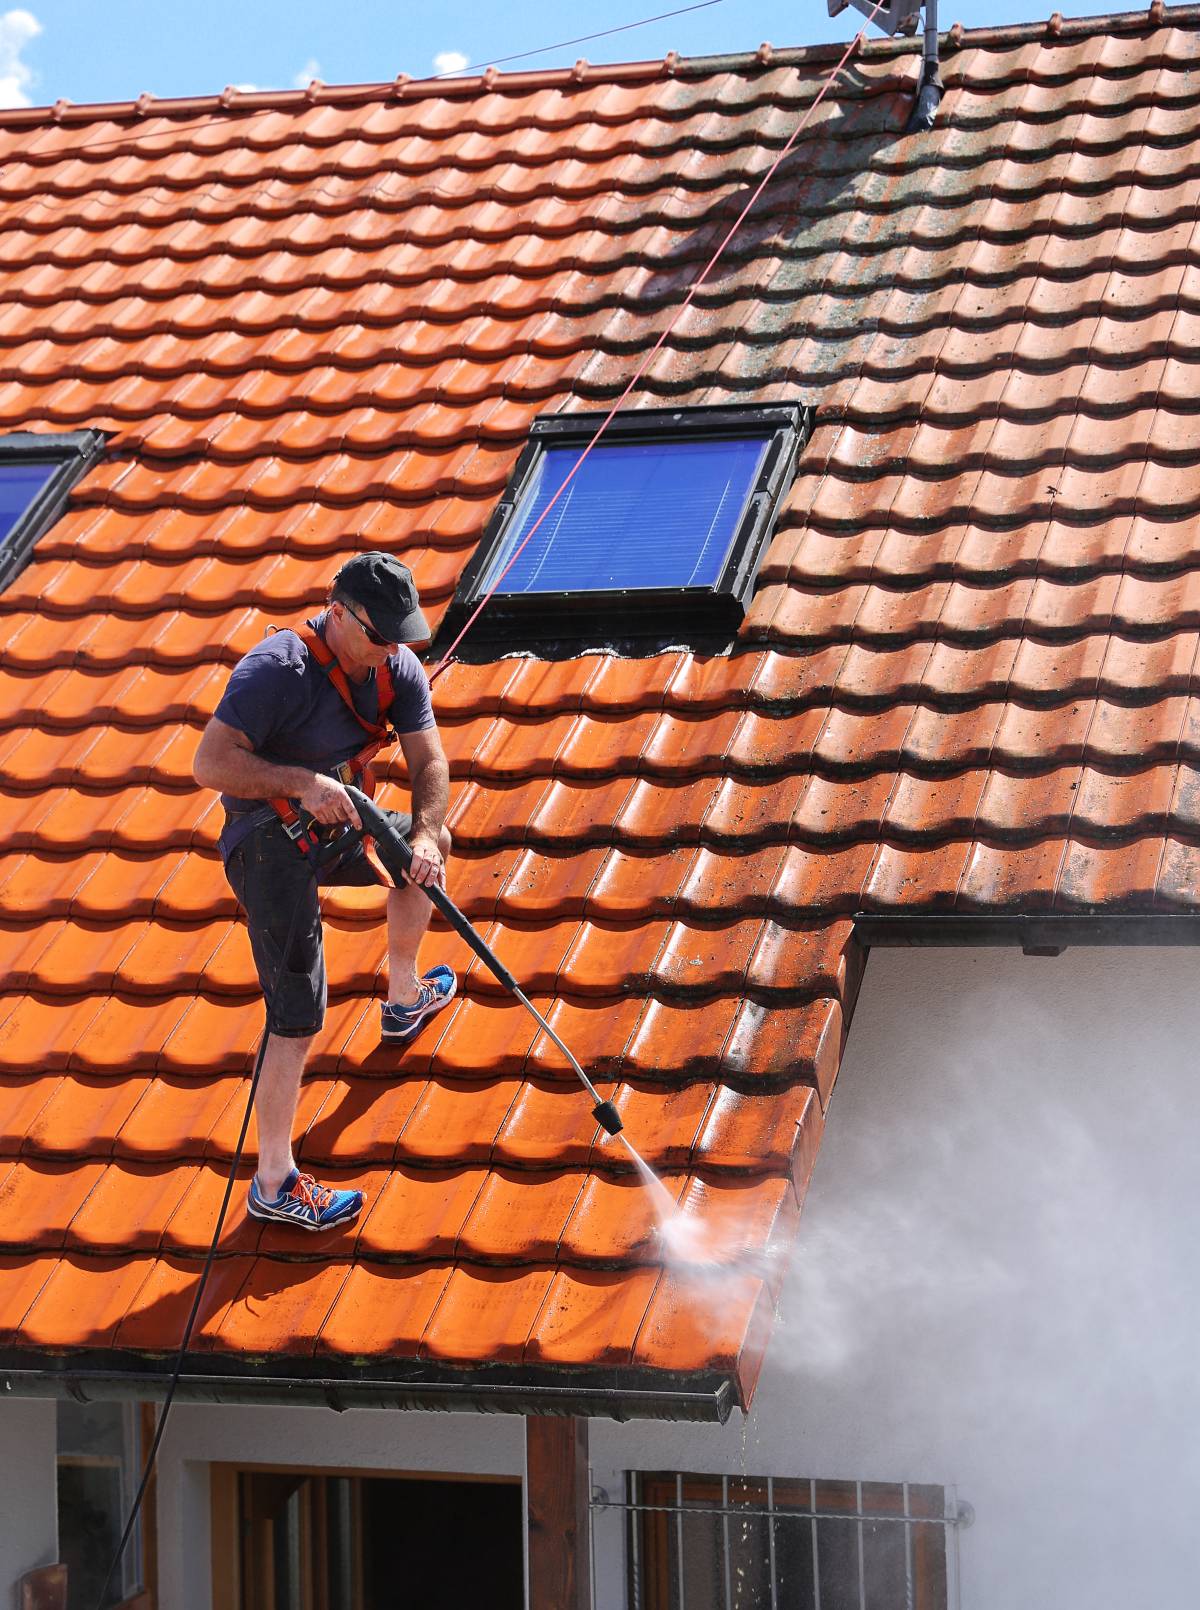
[281,815,320,852]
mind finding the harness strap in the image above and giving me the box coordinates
[295,624,396,746]
[268,622,398,865]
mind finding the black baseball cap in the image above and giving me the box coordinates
[333,551,430,645]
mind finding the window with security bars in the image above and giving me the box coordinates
[444,403,811,647]
[625,1472,955,1610]
[0,428,106,592]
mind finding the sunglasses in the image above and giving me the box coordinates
[342,602,392,649]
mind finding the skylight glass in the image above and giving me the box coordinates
[477,436,769,596]
[0,431,108,595]
[0,462,58,544]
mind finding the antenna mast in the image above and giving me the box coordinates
[826,0,943,128]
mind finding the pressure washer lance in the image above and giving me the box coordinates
[346,786,624,1137]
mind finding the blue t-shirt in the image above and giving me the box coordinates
[213,613,435,855]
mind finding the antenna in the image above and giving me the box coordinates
[827,0,919,31]
[825,0,943,128]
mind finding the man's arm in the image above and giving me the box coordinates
[397,726,451,888]
[193,716,362,828]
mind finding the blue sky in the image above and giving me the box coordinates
[3,0,1111,107]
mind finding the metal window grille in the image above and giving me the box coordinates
[592,1471,969,1610]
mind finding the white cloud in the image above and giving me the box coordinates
[292,56,321,88]
[433,49,468,75]
[0,9,41,110]
[232,82,258,92]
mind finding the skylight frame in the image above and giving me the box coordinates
[447,403,813,647]
[0,429,108,593]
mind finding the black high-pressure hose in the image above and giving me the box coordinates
[93,800,623,1607]
[92,870,313,1610]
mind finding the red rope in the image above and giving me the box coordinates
[430,3,885,682]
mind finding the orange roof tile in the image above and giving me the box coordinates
[1,10,1199,1416]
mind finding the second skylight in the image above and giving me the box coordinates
[478,435,769,595]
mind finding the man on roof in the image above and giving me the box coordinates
[193,551,454,1233]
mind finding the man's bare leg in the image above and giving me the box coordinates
[386,823,452,1004]
[387,881,432,1004]
[254,1031,315,1198]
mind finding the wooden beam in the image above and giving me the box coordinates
[209,1466,240,1610]
[18,1565,67,1610]
[525,1415,592,1610]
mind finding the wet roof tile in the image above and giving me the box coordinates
[1,11,1199,1410]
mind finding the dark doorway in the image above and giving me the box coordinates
[361,1477,523,1610]
[233,1467,524,1610]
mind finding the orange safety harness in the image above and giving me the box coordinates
[270,624,397,869]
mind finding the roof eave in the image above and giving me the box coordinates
[0,1351,737,1424]
[855,913,1200,953]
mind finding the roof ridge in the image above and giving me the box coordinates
[2,2,1196,132]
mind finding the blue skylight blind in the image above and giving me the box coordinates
[478,436,769,596]
[0,462,57,545]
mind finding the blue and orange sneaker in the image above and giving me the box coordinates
[380,963,456,1043]
[247,1169,362,1232]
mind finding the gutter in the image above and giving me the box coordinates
[854,913,1200,957]
[0,1355,736,1424]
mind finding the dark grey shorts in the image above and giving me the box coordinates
[224,810,412,1039]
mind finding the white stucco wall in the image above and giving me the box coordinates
[592,945,1200,1610]
[5,945,1197,1610]
[0,1396,57,1605]
[156,1404,525,1610]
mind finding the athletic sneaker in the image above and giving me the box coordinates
[247,1169,363,1232]
[380,963,457,1043]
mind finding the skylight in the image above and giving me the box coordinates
[447,403,811,646]
[478,436,770,595]
[0,430,107,593]
[0,462,59,539]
